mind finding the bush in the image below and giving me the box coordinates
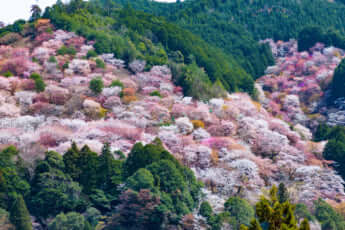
[86,49,97,59]
[89,77,104,95]
[95,58,105,69]
[3,70,13,77]
[48,56,57,63]
[62,61,69,70]
[199,201,213,219]
[48,212,89,230]
[110,80,124,88]
[0,32,21,45]
[30,73,45,92]
[314,199,345,230]
[57,45,76,56]
[149,90,162,98]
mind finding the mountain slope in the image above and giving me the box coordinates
[0,19,343,229]
[92,0,275,80]
[40,0,258,99]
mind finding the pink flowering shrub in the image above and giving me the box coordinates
[100,121,142,141]
[35,32,54,45]
[201,137,232,150]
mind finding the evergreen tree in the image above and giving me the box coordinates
[331,59,345,100]
[30,5,42,21]
[78,145,99,193]
[278,183,289,204]
[248,219,262,230]
[10,195,32,230]
[299,219,310,230]
[63,142,81,181]
[254,186,309,230]
[97,143,122,195]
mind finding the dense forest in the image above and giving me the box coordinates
[107,0,345,69]
[3,140,343,229]
[31,0,269,99]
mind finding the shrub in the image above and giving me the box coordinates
[57,45,76,56]
[191,120,205,129]
[110,80,124,88]
[86,50,97,59]
[62,61,69,70]
[30,73,45,92]
[0,32,21,45]
[199,201,213,219]
[3,70,13,77]
[224,197,255,230]
[149,90,162,98]
[314,198,345,230]
[48,212,89,230]
[95,58,105,69]
[48,56,57,63]
[89,77,104,95]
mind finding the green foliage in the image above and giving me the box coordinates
[30,5,42,22]
[30,73,46,92]
[108,0,275,80]
[0,19,25,36]
[86,49,97,59]
[125,168,155,191]
[298,26,324,52]
[0,140,202,229]
[97,143,122,195]
[224,197,255,230]
[277,183,289,204]
[149,90,162,98]
[314,199,345,230]
[95,58,105,69]
[0,146,30,210]
[9,194,32,230]
[171,62,228,100]
[89,189,111,212]
[3,71,13,77]
[123,141,201,217]
[30,151,82,218]
[57,45,77,56]
[298,25,345,51]
[299,219,310,230]
[62,61,69,70]
[45,0,258,98]
[319,125,345,179]
[84,207,101,227]
[63,145,99,194]
[89,77,104,95]
[199,201,213,219]
[48,56,57,63]
[110,80,124,89]
[48,212,90,230]
[331,59,345,100]
[295,203,315,222]
[252,186,309,230]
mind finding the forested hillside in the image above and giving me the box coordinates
[37,0,265,99]
[108,0,345,76]
[0,0,345,229]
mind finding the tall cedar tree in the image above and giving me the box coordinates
[10,195,32,230]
